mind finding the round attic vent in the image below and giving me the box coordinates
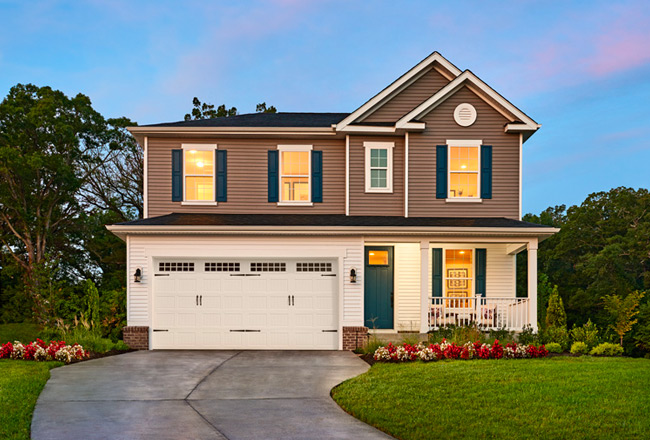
[454,103,477,127]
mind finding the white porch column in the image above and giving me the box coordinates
[527,239,539,332]
[419,240,430,334]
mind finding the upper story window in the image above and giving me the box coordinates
[183,145,216,202]
[364,141,394,193]
[278,145,311,204]
[447,140,480,199]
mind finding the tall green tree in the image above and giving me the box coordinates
[0,84,134,322]
[602,291,644,346]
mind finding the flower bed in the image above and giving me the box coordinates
[373,340,548,362]
[0,339,88,364]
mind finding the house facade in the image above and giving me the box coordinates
[108,52,557,350]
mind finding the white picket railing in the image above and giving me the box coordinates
[428,296,530,331]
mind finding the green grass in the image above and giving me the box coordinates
[0,323,43,344]
[332,357,650,440]
[0,360,63,440]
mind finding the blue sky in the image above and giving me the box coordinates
[1,0,649,214]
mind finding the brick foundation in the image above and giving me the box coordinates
[342,326,369,350]
[123,326,149,350]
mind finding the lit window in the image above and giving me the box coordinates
[364,142,393,193]
[280,150,310,202]
[445,249,473,299]
[184,148,214,201]
[449,145,479,198]
[368,250,389,265]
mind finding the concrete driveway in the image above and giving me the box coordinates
[32,350,391,440]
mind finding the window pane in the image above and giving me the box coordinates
[281,151,309,175]
[281,177,309,201]
[185,150,214,175]
[368,250,389,265]
[370,149,387,168]
[445,249,472,298]
[370,169,387,188]
[449,173,478,197]
[450,146,478,172]
[185,176,213,201]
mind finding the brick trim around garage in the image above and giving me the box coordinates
[342,326,369,351]
[123,326,149,350]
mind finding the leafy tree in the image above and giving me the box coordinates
[83,279,100,329]
[633,302,650,354]
[0,84,134,323]
[256,102,277,113]
[184,97,237,120]
[602,291,644,346]
[537,273,554,326]
[546,286,567,329]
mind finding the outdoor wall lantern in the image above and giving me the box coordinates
[134,268,142,283]
[350,268,357,283]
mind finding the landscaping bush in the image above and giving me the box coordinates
[570,341,589,355]
[546,342,563,353]
[590,342,624,356]
[570,319,600,348]
[44,317,128,353]
[517,325,537,345]
[543,326,570,350]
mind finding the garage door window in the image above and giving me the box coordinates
[251,262,286,272]
[205,262,240,272]
[297,262,333,272]
[159,262,195,272]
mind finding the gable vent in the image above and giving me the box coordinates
[454,103,477,127]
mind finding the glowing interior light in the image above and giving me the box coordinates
[196,161,204,168]
[190,150,197,154]
[461,164,467,169]
[459,251,465,254]
[369,252,375,256]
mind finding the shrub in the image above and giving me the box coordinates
[590,342,624,356]
[570,341,589,355]
[546,286,567,329]
[517,325,537,345]
[570,319,600,348]
[544,326,570,350]
[546,342,563,353]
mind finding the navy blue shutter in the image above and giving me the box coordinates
[432,248,443,297]
[475,248,487,297]
[216,150,227,202]
[480,145,492,199]
[268,150,279,202]
[311,150,322,203]
[436,145,448,199]
[171,149,183,202]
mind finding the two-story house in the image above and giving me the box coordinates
[108,52,558,351]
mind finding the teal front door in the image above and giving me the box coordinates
[364,246,394,329]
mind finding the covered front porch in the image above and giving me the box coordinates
[363,235,548,334]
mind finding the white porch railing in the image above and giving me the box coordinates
[428,296,530,331]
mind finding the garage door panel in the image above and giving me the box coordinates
[153,258,338,350]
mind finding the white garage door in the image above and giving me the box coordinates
[152,259,339,350]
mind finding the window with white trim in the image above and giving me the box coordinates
[279,145,311,203]
[448,140,480,199]
[364,142,394,193]
[183,144,216,202]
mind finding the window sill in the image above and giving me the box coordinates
[181,201,218,206]
[445,198,482,203]
[277,202,314,207]
[365,188,394,194]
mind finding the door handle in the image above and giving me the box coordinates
[288,295,291,306]
[200,295,202,306]
[292,295,295,306]
[391,291,394,308]
[196,295,198,306]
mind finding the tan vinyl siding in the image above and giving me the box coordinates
[349,136,404,216]
[147,138,345,217]
[363,68,450,123]
[408,86,520,219]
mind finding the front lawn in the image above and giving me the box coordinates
[332,357,650,440]
[0,360,63,440]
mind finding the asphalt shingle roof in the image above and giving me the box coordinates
[116,213,552,229]
[143,112,350,128]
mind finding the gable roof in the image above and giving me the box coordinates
[334,52,462,131]
[142,112,349,128]
[395,70,540,132]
